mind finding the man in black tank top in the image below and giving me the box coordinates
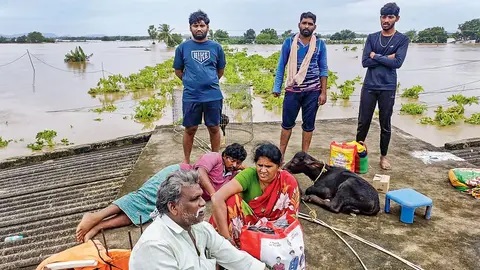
[356,2,410,170]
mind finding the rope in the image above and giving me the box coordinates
[420,87,480,96]
[299,207,368,270]
[30,53,106,74]
[313,162,327,183]
[104,70,117,75]
[45,99,134,113]
[418,80,480,95]
[0,53,27,68]
[330,83,480,100]
[297,211,424,270]
[402,60,480,72]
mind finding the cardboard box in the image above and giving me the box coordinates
[370,174,390,193]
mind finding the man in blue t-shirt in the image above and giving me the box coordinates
[273,12,328,159]
[173,10,226,164]
[356,2,409,170]
[288,250,299,270]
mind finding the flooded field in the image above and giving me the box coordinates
[1,41,479,160]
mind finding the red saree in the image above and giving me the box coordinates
[216,170,300,244]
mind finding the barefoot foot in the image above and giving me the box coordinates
[83,225,102,242]
[380,156,391,170]
[76,212,103,242]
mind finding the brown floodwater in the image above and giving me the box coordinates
[0,41,479,160]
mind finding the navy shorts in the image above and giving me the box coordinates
[282,91,320,132]
[182,99,223,127]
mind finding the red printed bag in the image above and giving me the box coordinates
[240,219,306,270]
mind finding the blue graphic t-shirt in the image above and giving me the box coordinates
[173,39,226,102]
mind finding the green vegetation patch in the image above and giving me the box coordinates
[65,46,93,62]
[447,94,479,106]
[27,129,58,150]
[134,97,167,122]
[0,137,12,148]
[420,105,465,126]
[91,104,117,113]
[465,113,480,125]
[330,76,362,101]
[400,103,428,115]
[400,85,424,99]
[225,91,253,110]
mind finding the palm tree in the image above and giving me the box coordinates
[157,24,180,48]
[147,25,158,44]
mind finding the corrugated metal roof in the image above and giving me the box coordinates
[448,146,480,166]
[0,142,146,269]
[444,138,480,167]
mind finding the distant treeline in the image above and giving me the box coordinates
[58,36,150,41]
[2,18,478,45]
[0,31,150,43]
[0,32,55,43]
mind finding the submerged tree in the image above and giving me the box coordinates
[243,28,256,44]
[281,30,293,40]
[64,46,93,62]
[255,28,280,44]
[405,30,417,42]
[213,29,229,43]
[330,29,356,41]
[27,31,46,43]
[456,18,480,42]
[417,27,448,43]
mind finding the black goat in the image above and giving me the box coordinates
[220,113,229,137]
[284,152,380,216]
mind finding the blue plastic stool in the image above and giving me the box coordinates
[385,188,433,224]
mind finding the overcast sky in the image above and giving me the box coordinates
[1,0,479,36]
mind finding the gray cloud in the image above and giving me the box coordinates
[0,0,478,36]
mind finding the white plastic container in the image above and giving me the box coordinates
[4,235,23,242]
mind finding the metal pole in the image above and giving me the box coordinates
[26,49,36,76]
[26,50,36,89]
[102,62,105,79]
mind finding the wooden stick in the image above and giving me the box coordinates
[128,231,133,250]
[100,229,112,270]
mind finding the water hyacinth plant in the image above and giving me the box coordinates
[400,103,428,115]
[400,85,424,99]
[134,97,167,122]
[91,104,117,113]
[465,113,480,125]
[27,129,58,150]
[0,137,12,148]
[420,94,479,126]
[330,76,362,101]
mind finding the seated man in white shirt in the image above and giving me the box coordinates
[129,169,266,270]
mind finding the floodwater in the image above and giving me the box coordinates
[1,41,479,160]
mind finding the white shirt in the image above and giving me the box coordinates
[129,214,266,270]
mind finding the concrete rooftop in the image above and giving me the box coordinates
[1,119,479,270]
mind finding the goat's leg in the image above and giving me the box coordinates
[302,195,342,213]
[306,186,333,200]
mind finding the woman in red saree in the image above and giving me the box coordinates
[211,143,300,246]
